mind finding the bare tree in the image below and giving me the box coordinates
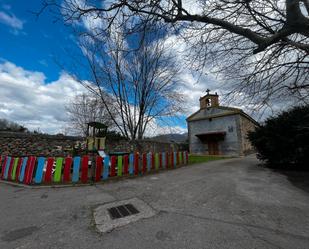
[41,0,309,108]
[65,92,116,136]
[65,26,184,141]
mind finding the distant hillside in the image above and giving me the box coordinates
[148,133,188,143]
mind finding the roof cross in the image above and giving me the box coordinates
[206,89,211,95]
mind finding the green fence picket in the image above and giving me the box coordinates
[155,153,159,170]
[179,152,183,165]
[117,156,123,176]
[54,157,63,182]
[11,158,19,180]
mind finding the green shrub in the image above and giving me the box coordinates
[248,105,309,168]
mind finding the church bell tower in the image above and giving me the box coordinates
[199,89,219,109]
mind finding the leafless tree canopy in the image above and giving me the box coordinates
[65,92,116,136]
[42,0,309,108]
[65,24,184,140]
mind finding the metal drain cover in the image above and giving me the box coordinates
[108,204,139,219]
[94,198,156,233]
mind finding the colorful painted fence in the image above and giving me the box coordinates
[0,151,189,185]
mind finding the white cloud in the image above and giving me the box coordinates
[144,119,187,137]
[0,60,190,136]
[162,35,229,116]
[0,11,23,30]
[0,60,87,134]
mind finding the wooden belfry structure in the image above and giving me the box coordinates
[86,122,108,152]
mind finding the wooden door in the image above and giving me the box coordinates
[208,141,219,155]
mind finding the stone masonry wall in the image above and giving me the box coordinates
[0,131,186,157]
[239,116,257,155]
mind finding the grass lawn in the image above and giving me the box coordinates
[188,154,227,165]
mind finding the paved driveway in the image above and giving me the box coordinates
[0,155,309,249]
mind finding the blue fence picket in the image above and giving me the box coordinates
[3,157,11,180]
[147,153,151,172]
[72,156,81,183]
[34,157,46,184]
[129,153,134,175]
[174,152,177,168]
[19,157,28,182]
[102,156,110,180]
[162,152,166,169]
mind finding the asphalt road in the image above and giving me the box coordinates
[0,155,309,249]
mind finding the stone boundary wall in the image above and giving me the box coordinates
[0,131,187,157]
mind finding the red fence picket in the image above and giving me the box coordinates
[142,153,147,173]
[95,156,103,182]
[7,157,14,181]
[110,156,116,177]
[151,153,155,170]
[123,155,129,175]
[24,156,36,185]
[63,157,73,182]
[44,157,54,183]
[0,156,7,179]
[0,151,189,185]
[134,153,139,175]
[81,156,89,183]
[186,151,189,164]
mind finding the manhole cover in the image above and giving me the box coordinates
[94,198,156,233]
[108,204,139,219]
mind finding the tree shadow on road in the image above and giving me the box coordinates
[269,166,309,194]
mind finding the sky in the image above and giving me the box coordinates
[0,0,282,136]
